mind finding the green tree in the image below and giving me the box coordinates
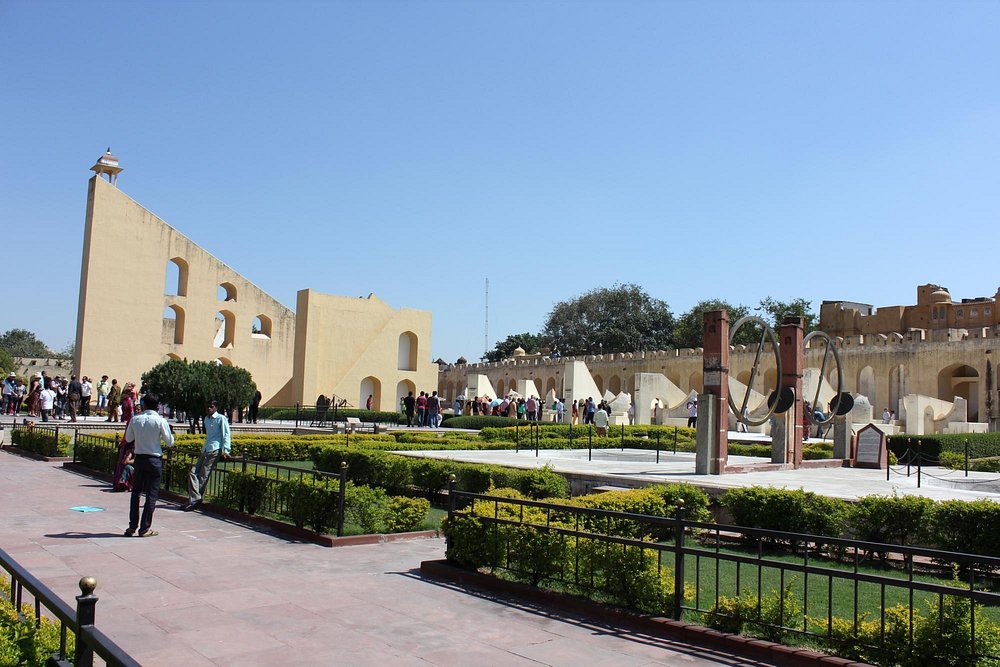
[0,329,51,358]
[484,332,548,362]
[758,297,817,333]
[142,358,255,432]
[0,348,14,375]
[673,300,754,349]
[542,284,673,356]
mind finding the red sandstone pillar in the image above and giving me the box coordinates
[780,316,805,468]
[703,310,730,474]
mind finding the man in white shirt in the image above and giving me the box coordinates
[80,376,93,417]
[124,393,175,537]
[39,383,57,422]
[594,404,609,437]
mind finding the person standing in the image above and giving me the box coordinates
[366,394,373,411]
[124,393,174,537]
[403,391,416,427]
[427,391,441,428]
[248,388,262,424]
[184,401,231,512]
[594,403,609,437]
[1,373,14,415]
[416,391,427,427]
[96,376,110,416]
[585,397,596,425]
[80,376,93,417]
[38,382,56,422]
[687,400,698,428]
[67,375,83,422]
[107,379,122,422]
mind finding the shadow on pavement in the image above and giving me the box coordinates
[44,532,127,539]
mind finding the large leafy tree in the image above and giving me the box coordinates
[673,300,753,349]
[0,329,50,358]
[142,358,255,432]
[758,296,817,334]
[542,284,674,356]
[0,349,14,376]
[484,332,548,362]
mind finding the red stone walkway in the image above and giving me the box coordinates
[0,450,780,666]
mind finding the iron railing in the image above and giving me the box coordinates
[73,435,348,536]
[0,548,139,667]
[446,485,1000,663]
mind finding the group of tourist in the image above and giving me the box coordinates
[0,371,140,423]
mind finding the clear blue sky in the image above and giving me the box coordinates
[2,1,998,362]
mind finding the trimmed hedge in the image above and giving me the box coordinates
[720,487,848,540]
[10,428,72,457]
[0,579,74,666]
[256,407,402,424]
[309,445,569,499]
[441,415,520,429]
[888,433,1000,462]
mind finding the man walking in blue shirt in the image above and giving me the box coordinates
[184,400,231,512]
[124,393,174,537]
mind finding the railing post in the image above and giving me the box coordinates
[535,423,539,458]
[907,438,912,477]
[73,429,79,465]
[673,426,678,454]
[515,421,519,453]
[337,461,347,537]
[673,499,686,621]
[588,425,592,461]
[656,431,660,464]
[295,403,300,428]
[621,423,625,451]
[74,576,98,667]
[917,440,922,488]
[239,450,248,513]
[447,473,457,514]
[164,447,173,491]
[54,426,60,456]
[965,439,970,477]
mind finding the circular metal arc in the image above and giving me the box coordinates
[727,315,782,427]
[802,330,844,425]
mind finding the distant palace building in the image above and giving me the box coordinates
[820,285,1000,338]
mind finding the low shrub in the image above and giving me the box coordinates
[847,494,933,548]
[0,579,75,667]
[442,415,520,429]
[704,584,800,643]
[386,496,431,532]
[887,433,1000,463]
[719,487,849,540]
[922,499,1000,558]
[10,427,72,457]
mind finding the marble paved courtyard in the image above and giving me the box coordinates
[0,451,782,666]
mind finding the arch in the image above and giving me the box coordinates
[215,357,232,366]
[545,377,557,397]
[398,331,418,371]
[938,363,980,421]
[762,368,777,394]
[359,376,381,411]
[165,257,188,297]
[251,314,272,339]
[688,372,703,394]
[531,378,542,397]
[857,366,876,404]
[396,379,416,409]
[609,375,622,395]
[162,304,185,345]
[218,282,237,302]
[495,378,505,397]
[593,374,604,395]
[214,310,235,349]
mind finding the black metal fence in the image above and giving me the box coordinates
[0,548,139,667]
[446,486,1000,663]
[73,435,348,536]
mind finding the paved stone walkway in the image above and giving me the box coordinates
[0,451,780,666]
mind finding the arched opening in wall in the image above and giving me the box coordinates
[609,375,622,395]
[398,332,418,371]
[495,379,505,397]
[689,372,703,394]
[938,364,981,421]
[545,377,557,398]
[218,282,237,302]
[396,379,416,409]
[858,366,876,405]
[736,370,752,387]
[216,357,233,366]
[889,365,910,414]
[593,375,604,395]
[165,258,188,297]
[162,305,185,345]
[214,310,235,349]
[251,314,272,339]
[762,369,777,394]
[359,376,381,411]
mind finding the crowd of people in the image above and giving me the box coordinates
[0,371,144,422]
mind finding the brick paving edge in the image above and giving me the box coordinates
[419,559,874,667]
